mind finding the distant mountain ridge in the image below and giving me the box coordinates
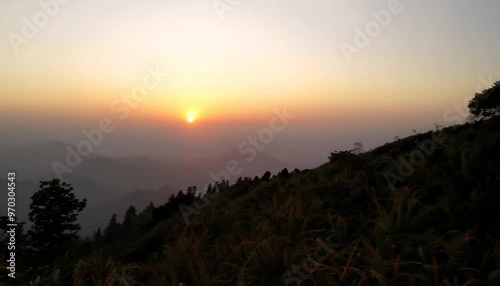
[0,141,299,234]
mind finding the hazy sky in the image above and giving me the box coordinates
[1,0,499,165]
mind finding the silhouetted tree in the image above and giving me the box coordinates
[140,202,155,219]
[123,206,137,226]
[186,186,197,197]
[206,183,216,195]
[468,80,500,120]
[28,179,87,253]
[329,150,354,162]
[103,213,120,242]
[278,168,289,179]
[134,202,156,227]
[216,179,229,191]
[153,186,201,224]
[261,171,271,181]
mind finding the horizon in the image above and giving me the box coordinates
[1,0,500,169]
[2,2,500,283]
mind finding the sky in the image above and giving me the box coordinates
[1,0,499,165]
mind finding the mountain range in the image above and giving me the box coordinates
[0,141,301,234]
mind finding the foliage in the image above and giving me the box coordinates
[12,115,500,286]
[103,214,120,243]
[123,206,137,226]
[28,179,87,253]
[468,80,500,120]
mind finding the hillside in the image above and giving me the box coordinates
[3,116,500,285]
[0,143,298,236]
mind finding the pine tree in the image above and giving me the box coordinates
[28,179,87,253]
[123,206,137,226]
[103,213,120,242]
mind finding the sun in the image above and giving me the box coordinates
[187,111,196,123]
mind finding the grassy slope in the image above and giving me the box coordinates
[10,117,500,285]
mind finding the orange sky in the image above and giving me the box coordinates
[1,0,499,164]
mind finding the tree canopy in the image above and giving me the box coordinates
[468,80,500,120]
[28,179,87,252]
[123,206,137,226]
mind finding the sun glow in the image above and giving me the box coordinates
[187,111,196,123]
